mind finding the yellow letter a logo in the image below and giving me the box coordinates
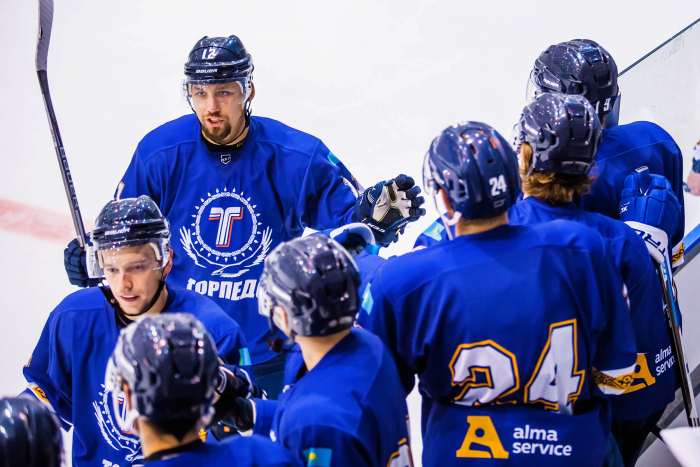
[456,416,509,459]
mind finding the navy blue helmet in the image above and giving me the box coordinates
[0,397,63,467]
[104,313,219,431]
[514,93,602,175]
[258,236,360,340]
[87,195,170,277]
[183,35,254,111]
[423,121,520,226]
[527,39,619,118]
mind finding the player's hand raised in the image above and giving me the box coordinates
[352,174,426,246]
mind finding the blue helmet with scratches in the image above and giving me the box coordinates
[513,93,601,175]
[423,121,520,225]
[104,313,219,431]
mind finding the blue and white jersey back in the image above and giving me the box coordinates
[117,115,360,364]
[145,436,300,467]
[579,121,686,267]
[254,328,412,467]
[357,221,637,467]
[22,285,249,467]
[509,197,676,420]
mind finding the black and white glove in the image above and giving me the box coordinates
[64,237,101,288]
[214,364,266,400]
[352,174,426,246]
[210,397,256,440]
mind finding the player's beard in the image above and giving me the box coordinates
[201,111,246,145]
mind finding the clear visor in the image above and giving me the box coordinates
[422,152,439,197]
[509,123,523,155]
[526,69,567,104]
[104,329,141,431]
[526,70,544,104]
[182,80,249,110]
[87,239,170,279]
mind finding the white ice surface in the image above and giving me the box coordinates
[2,1,700,466]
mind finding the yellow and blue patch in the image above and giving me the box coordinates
[327,152,341,165]
[361,283,373,315]
[239,348,252,366]
[423,220,445,241]
[303,448,332,467]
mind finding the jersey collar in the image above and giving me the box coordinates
[142,439,203,463]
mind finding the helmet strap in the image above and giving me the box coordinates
[432,192,455,241]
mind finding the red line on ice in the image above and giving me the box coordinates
[0,198,92,245]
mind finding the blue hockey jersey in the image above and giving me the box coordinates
[357,221,637,466]
[23,285,250,467]
[508,197,676,420]
[144,436,300,467]
[117,115,359,365]
[253,328,412,467]
[579,121,685,267]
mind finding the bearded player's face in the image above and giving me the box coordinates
[191,82,251,145]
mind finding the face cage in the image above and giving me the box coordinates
[422,152,458,240]
[86,238,170,279]
[182,77,251,110]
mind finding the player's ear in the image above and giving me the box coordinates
[272,305,290,336]
[439,189,456,218]
[164,248,174,274]
[248,82,255,103]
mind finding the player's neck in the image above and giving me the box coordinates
[138,421,201,458]
[296,328,352,371]
[454,212,509,237]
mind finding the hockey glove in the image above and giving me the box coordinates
[64,237,101,288]
[214,364,265,400]
[352,174,426,246]
[210,398,256,440]
[620,167,681,268]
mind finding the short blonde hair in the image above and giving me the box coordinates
[519,143,596,205]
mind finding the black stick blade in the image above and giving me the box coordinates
[36,0,54,72]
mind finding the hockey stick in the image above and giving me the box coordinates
[654,258,700,427]
[36,0,88,247]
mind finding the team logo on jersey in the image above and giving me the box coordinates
[93,384,142,462]
[221,154,232,164]
[180,186,272,278]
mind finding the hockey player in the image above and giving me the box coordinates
[509,93,679,467]
[0,397,63,467]
[414,40,686,260]
[105,313,299,466]
[220,236,413,466]
[357,121,638,466]
[525,39,686,268]
[64,35,425,398]
[24,196,253,467]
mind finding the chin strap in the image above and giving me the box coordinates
[265,316,295,354]
[101,270,168,326]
